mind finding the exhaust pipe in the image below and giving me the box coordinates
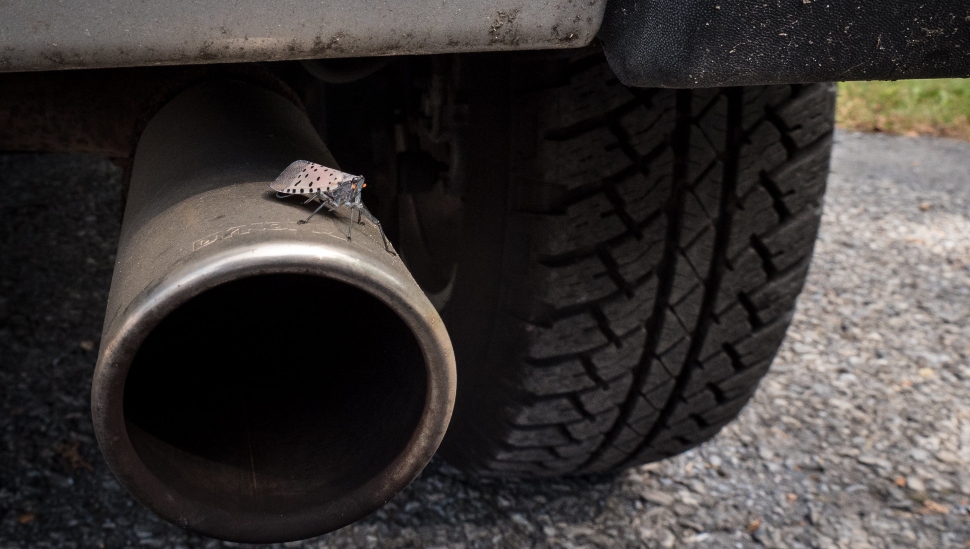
[91,80,456,542]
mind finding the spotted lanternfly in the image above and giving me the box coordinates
[271,160,393,254]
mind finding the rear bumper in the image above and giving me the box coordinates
[0,0,605,73]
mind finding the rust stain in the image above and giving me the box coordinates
[490,8,523,45]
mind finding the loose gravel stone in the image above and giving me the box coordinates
[2,131,970,547]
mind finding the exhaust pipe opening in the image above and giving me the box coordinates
[123,273,427,515]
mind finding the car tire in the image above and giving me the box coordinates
[430,48,836,475]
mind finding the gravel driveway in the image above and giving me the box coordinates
[2,130,970,548]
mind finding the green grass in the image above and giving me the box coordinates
[837,79,970,141]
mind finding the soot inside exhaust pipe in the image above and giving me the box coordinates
[123,274,427,514]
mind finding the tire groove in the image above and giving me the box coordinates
[620,87,744,466]
[534,209,663,266]
[576,89,694,472]
[590,305,621,347]
[595,246,634,297]
[543,100,641,141]
[759,171,793,220]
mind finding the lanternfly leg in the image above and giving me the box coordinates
[298,202,328,225]
[358,207,394,255]
[298,197,336,225]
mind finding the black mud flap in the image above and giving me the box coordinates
[599,0,970,87]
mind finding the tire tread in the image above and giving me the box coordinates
[446,51,834,475]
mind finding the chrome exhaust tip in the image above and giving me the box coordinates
[92,81,455,542]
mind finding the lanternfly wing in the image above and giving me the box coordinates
[270,160,357,195]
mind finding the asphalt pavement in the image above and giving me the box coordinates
[2,130,970,548]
